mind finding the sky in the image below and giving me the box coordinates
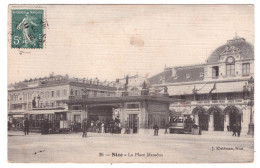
[8,5,254,84]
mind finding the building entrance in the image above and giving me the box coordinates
[213,111,224,131]
[199,112,208,131]
[88,106,114,122]
[228,107,241,132]
[208,106,224,131]
[128,114,138,134]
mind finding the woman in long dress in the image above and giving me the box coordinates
[101,123,105,133]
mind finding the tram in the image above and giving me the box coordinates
[26,110,72,134]
[168,112,194,134]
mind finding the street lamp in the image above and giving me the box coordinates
[247,76,254,136]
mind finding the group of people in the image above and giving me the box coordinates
[8,118,24,131]
[10,117,244,138]
[81,119,122,138]
[231,124,242,137]
[8,117,30,135]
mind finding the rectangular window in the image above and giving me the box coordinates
[51,91,55,97]
[28,103,32,110]
[40,92,44,99]
[56,90,60,97]
[126,103,140,109]
[212,66,219,78]
[29,93,32,100]
[23,94,27,100]
[63,89,67,97]
[45,91,49,98]
[242,63,250,76]
[226,64,235,76]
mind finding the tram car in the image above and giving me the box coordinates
[168,112,194,134]
[27,111,72,134]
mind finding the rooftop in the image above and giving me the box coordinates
[207,36,254,63]
[8,73,118,91]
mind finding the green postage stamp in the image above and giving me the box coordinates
[11,9,44,49]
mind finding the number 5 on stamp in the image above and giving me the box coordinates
[11,9,44,49]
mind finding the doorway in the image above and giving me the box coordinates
[199,112,208,131]
[128,114,138,133]
[213,111,224,131]
[229,108,241,132]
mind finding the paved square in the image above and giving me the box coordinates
[8,130,254,163]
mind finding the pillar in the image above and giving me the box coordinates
[224,114,229,132]
[194,115,199,125]
[208,115,214,131]
[119,103,125,134]
[81,104,88,128]
[139,101,148,134]
[241,107,249,135]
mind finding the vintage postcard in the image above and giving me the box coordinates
[7,4,254,163]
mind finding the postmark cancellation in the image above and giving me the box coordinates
[10,6,47,49]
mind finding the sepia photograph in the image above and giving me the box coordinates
[7,4,254,163]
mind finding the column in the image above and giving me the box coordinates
[241,107,249,135]
[81,104,88,128]
[224,114,229,132]
[208,115,214,131]
[194,115,199,125]
[119,103,125,134]
[139,101,147,134]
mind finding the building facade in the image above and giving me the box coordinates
[64,94,172,134]
[8,74,118,127]
[148,36,254,135]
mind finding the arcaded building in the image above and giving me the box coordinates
[148,36,254,135]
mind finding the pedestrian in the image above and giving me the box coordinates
[101,122,105,133]
[24,117,30,135]
[70,121,74,132]
[90,121,94,132]
[93,121,97,133]
[82,119,87,138]
[97,120,102,133]
[153,124,159,136]
[237,124,241,137]
[164,123,169,134]
[124,121,128,134]
[232,124,237,136]
[118,122,122,134]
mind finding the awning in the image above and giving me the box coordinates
[12,115,24,118]
[166,81,246,96]
[28,110,68,115]
[9,110,26,113]
[216,82,246,93]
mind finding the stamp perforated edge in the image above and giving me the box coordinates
[8,5,48,50]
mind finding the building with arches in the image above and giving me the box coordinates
[148,36,254,135]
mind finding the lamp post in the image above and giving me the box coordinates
[247,76,254,136]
